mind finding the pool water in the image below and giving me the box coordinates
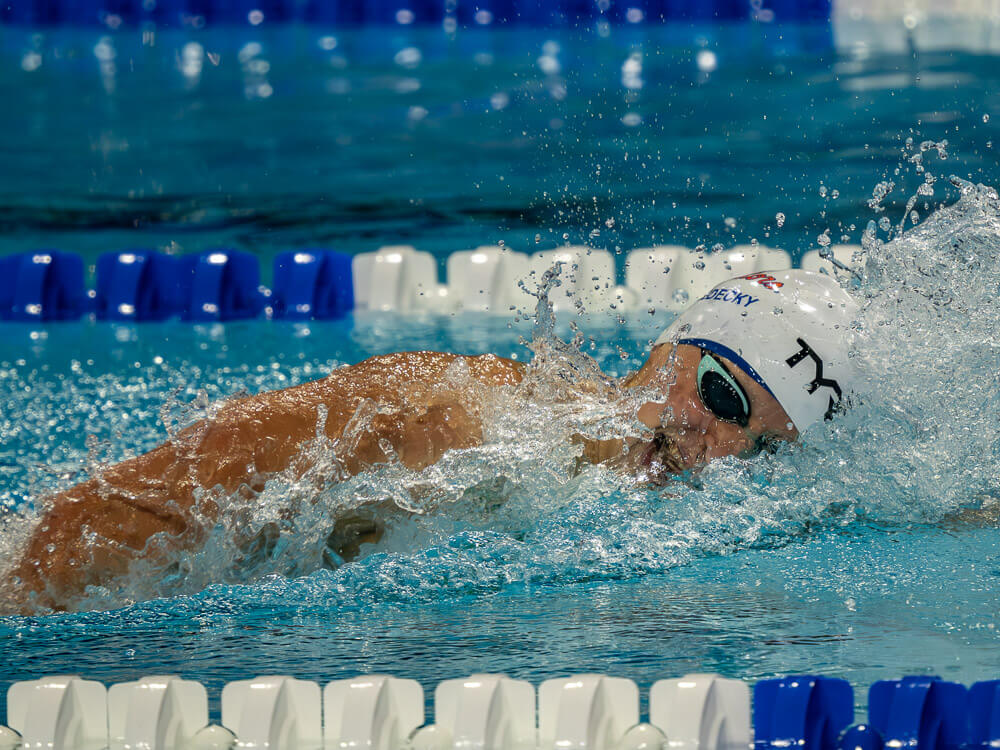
[2,21,1000,722]
[0,24,997,268]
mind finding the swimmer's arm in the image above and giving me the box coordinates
[8,352,519,608]
[572,435,627,465]
[572,433,686,481]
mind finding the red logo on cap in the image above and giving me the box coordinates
[742,272,784,291]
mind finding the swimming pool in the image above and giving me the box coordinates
[2,16,1000,728]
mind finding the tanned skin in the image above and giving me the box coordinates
[8,352,524,610]
[6,345,797,611]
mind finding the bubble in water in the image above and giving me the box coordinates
[672,289,689,305]
[984,114,991,123]
[817,231,831,247]
[694,261,705,270]
[819,186,828,198]
[878,216,891,232]
[775,212,785,227]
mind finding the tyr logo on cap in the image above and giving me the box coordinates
[785,337,843,421]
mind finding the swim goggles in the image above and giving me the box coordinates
[696,349,751,428]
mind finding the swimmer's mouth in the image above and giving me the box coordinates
[641,432,688,484]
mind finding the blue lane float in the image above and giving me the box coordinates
[271,249,354,320]
[95,250,183,322]
[867,676,968,750]
[753,675,853,750]
[0,251,86,322]
[969,680,1000,750]
[838,724,885,750]
[180,249,267,322]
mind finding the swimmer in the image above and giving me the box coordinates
[4,269,857,610]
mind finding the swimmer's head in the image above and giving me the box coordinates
[627,269,859,475]
[659,269,859,432]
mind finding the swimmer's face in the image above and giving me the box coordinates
[629,343,798,474]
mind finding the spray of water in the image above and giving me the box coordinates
[3,168,1000,616]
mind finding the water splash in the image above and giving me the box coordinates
[4,183,1000,616]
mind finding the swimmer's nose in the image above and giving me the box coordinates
[674,387,716,433]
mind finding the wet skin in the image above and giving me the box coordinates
[5,344,796,610]
[579,343,798,482]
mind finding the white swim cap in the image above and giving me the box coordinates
[655,269,859,431]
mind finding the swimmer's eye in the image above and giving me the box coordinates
[696,350,752,428]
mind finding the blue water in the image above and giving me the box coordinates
[0,25,997,273]
[2,21,1000,721]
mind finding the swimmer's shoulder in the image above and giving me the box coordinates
[331,351,525,387]
[465,352,526,385]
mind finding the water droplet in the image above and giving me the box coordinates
[672,289,689,305]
